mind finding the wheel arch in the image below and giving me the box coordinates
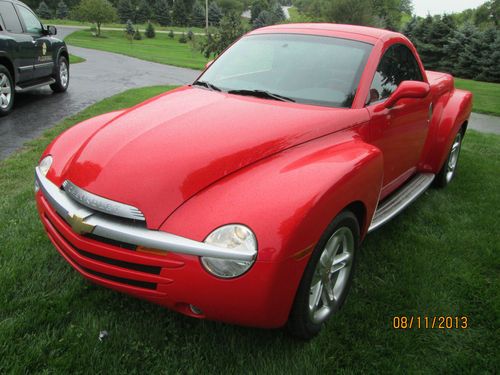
[0,54,16,83]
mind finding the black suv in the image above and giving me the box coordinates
[0,0,69,116]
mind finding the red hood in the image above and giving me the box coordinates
[62,86,366,228]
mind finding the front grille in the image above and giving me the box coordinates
[84,233,137,251]
[82,267,157,290]
[45,213,161,291]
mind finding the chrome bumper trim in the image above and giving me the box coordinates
[35,167,256,261]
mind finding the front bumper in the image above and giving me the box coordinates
[35,169,301,328]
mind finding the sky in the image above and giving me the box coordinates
[413,0,487,16]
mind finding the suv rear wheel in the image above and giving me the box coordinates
[0,65,14,116]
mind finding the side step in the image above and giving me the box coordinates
[15,78,56,93]
[368,173,435,233]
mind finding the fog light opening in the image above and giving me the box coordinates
[189,304,203,315]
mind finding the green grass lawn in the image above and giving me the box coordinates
[0,86,498,373]
[65,29,207,70]
[69,54,85,64]
[455,78,500,116]
[43,19,205,34]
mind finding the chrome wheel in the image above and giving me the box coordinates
[308,226,354,324]
[59,61,69,88]
[445,132,462,183]
[0,72,12,109]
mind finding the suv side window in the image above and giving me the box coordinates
[0,1,23,34]
[368,44,424,104]
[16,4,42,34]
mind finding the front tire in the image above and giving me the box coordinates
[287,211,360,339]
[0,65,14,116]
[434,130,463,188]
[50,56,69,93]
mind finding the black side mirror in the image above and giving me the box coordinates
[47,25,57,36]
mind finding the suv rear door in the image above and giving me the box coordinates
[0,0,34,82]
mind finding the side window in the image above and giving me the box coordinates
[0,1,23,33]
[368,44,423,104]
[16,5,42,34]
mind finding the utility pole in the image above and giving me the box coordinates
[205,0,209,33]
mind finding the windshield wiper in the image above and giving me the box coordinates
[228,89,295,103]
[192,80,222,92]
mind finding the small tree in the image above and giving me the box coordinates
[134,26,142,40]
[36,1,53,19]
[73,0,117,37]
[56,0,69,19]
[145,21,156,38]
[154,0,171,26]
[200,12,245,58]
[168,29,175,38]
[187,29,194,40]
[125,19,135,42]
[117,0,135,23]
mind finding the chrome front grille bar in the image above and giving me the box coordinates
[35,167,257,261]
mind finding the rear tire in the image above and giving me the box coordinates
[0,65,14,117]
[50,56,69,93]
[287,210,360,340]
[434,130,463,188]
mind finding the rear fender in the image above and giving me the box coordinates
[419,89,472,173]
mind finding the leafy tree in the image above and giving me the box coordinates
[208,2,223,25]
[250,0,268,22]
[36,1,53,18]
[117,0,134,23]
[323,0,373,26]
[56,0,69,18]
[200,11,245,57]
[218,0,244,14]
[191,1,206,27]
[154,0,171,26]
[145,21,156,37]
[73,0,117,37]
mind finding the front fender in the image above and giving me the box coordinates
[162,128,383,263]
[419,88,473,173]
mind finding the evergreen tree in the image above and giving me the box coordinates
[200,11,245,57]
[252,9,274,28]
[476,28,500,82]
[455,23,483,79]
[271,1,285,22]
[136,0,152,23]
[172,0,195,26]
[134,26,142,39]
[56,0,69,18]
[191,1,205,27]
[117,0,135,23]
[154,0,171,26]
[145,21,156,37]
[125,18,135,41]
[208,2,223,25]
[36,1,53,18]
[168,29,175,38]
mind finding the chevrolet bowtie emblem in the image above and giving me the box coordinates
[67,213,95,235]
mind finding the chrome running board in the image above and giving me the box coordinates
[368,173,435,233]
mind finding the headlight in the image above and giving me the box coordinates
[35,155,53,192]
[201,225,257,278]
[39,155,53,176]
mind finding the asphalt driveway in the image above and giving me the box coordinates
[0,27,200,160]
[0,26,498,160]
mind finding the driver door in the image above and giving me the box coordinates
[366,44,432,198]
[15,4,54,80]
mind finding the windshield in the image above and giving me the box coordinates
[197,33,373,108]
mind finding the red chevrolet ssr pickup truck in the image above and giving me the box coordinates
[35,24,472,339]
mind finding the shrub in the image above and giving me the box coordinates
[133,27,142,40]
[145,21,156,38]
[178,33,188,43]
[168,30,175,39]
